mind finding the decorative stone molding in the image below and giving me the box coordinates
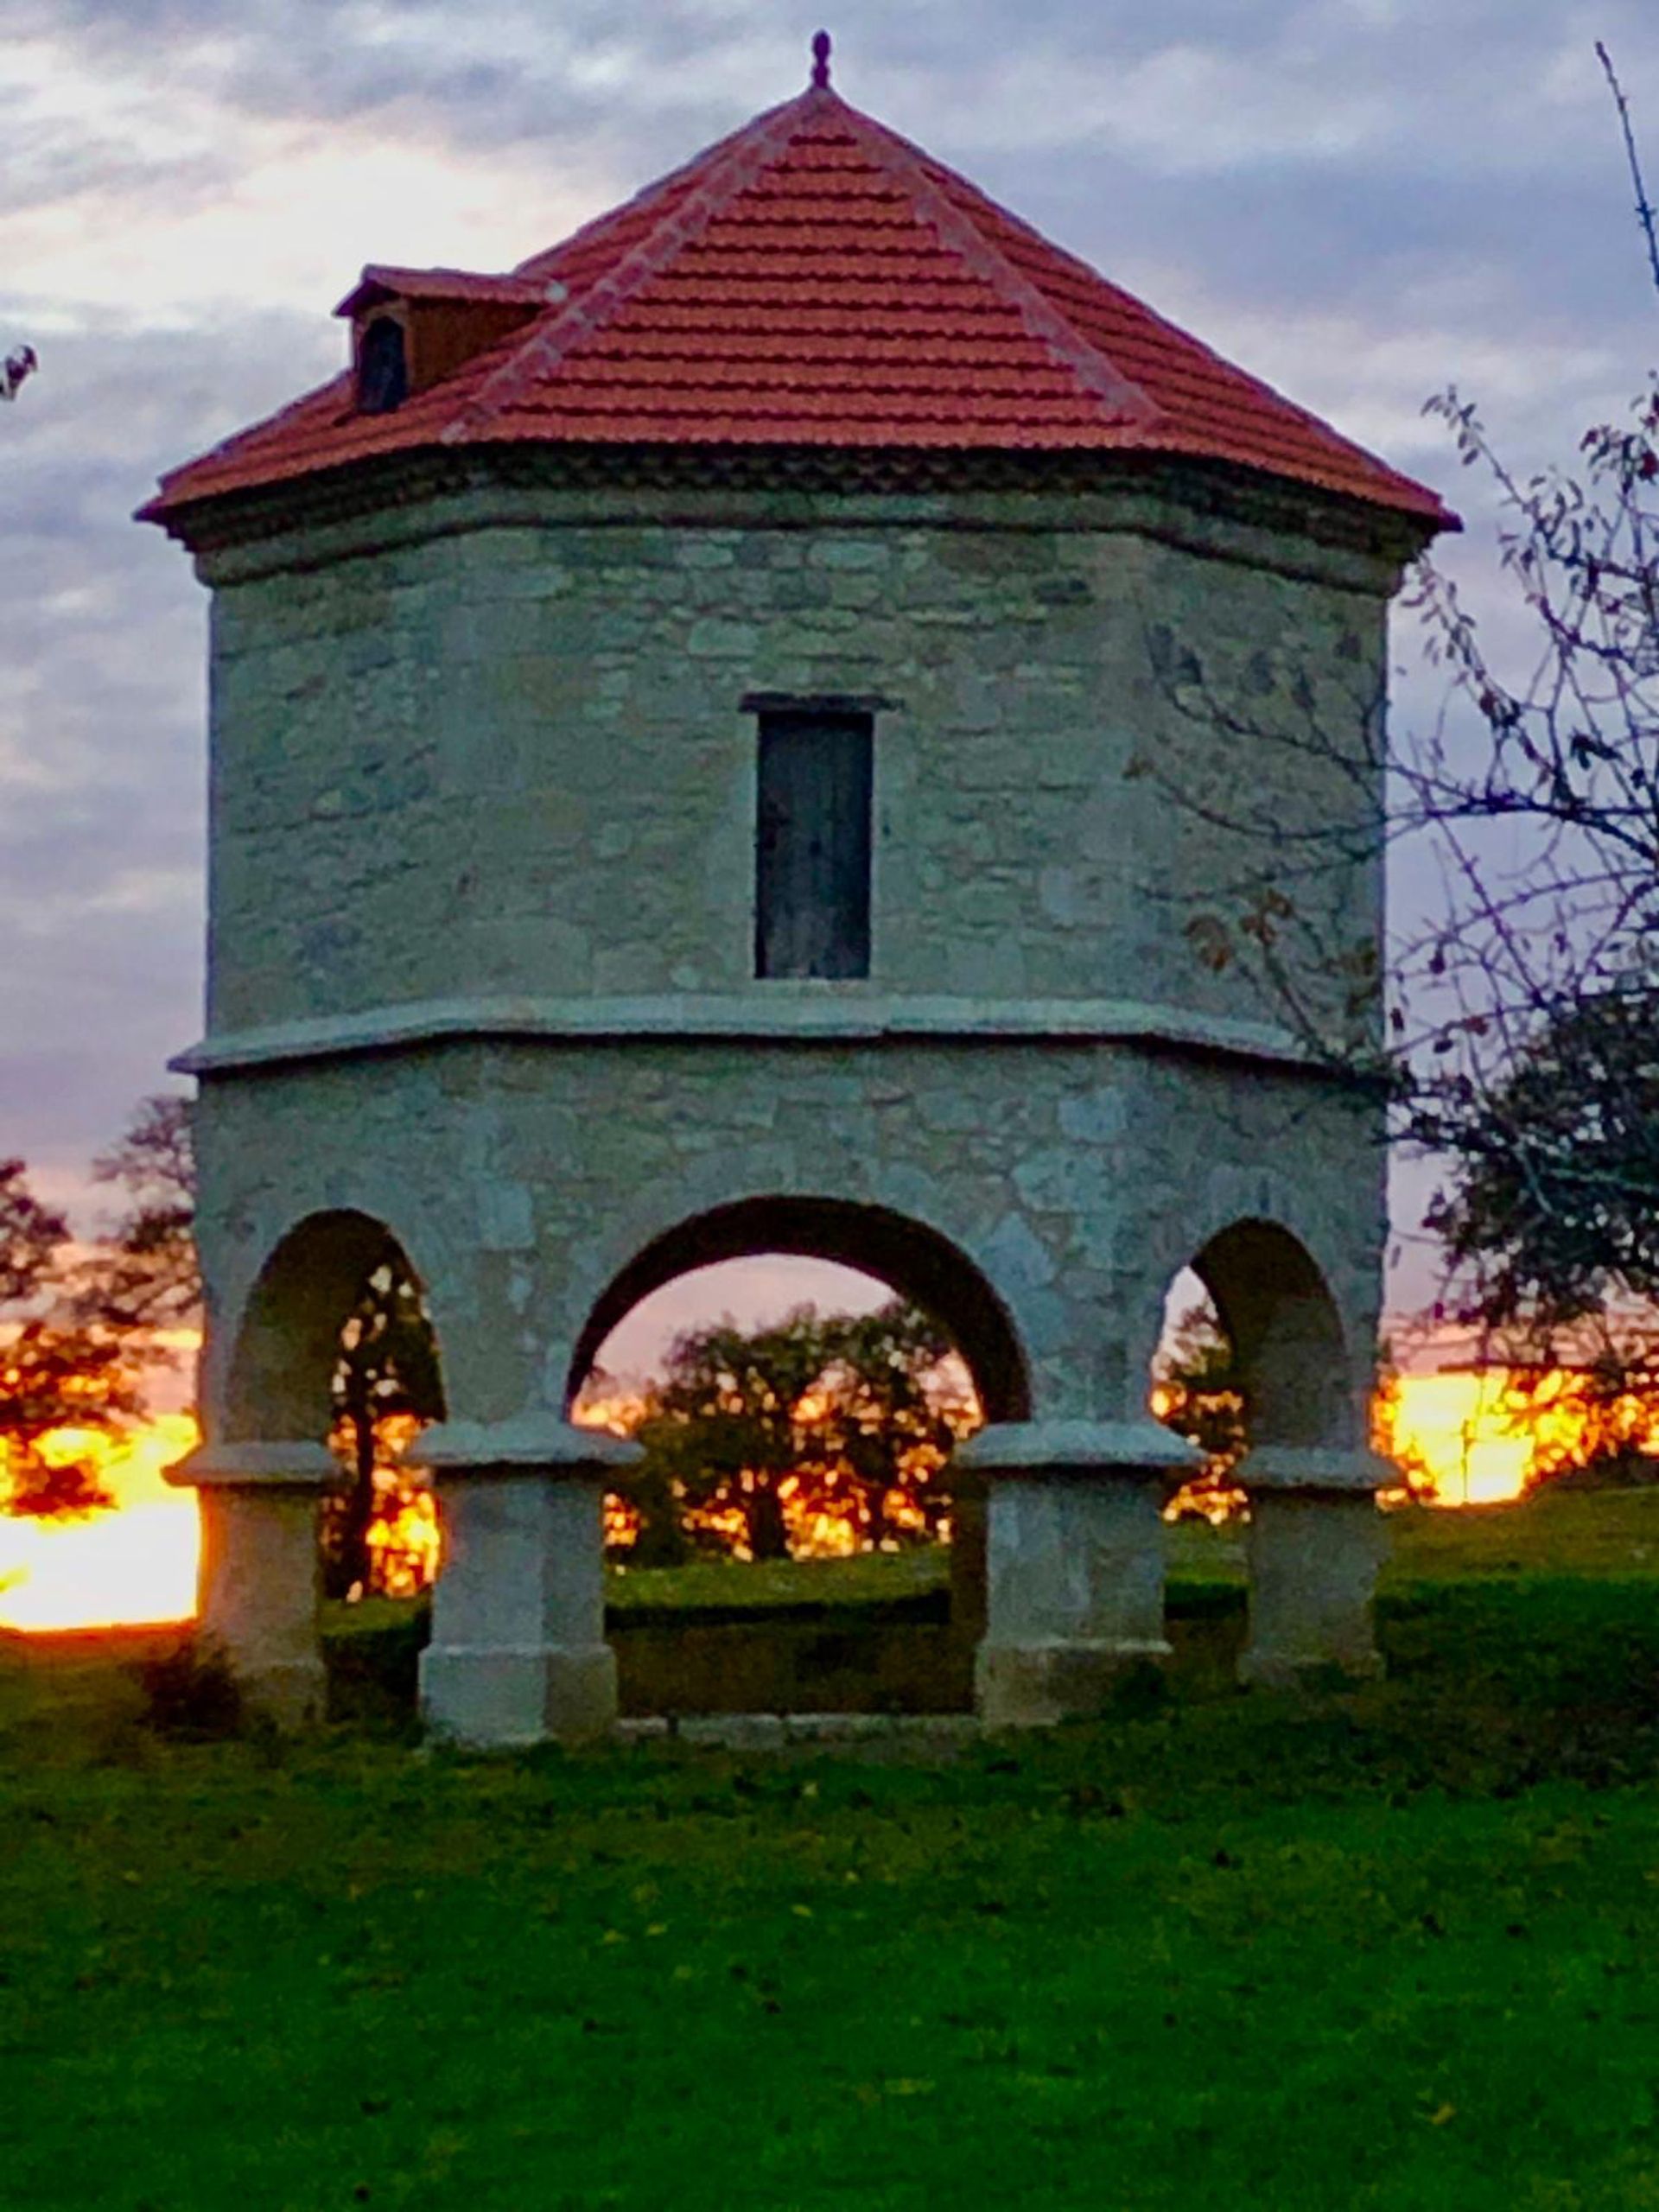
[174,993,1316,1080]
[959,1417,1201,1478]
[166,1439,339,1489]
[1235,1446,1395,1495]
[411,1414,641,1476]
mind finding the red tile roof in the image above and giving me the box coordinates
[143,77,1454,531]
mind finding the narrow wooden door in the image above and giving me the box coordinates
[754,710,874,979]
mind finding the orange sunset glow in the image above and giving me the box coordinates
[0,1368,1643,1634]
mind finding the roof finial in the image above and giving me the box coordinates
[810,29,832,89]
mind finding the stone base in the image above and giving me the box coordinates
[1236,1645,1385,1691]
[420,1643,618,1748]
[976,1637,1171,1728]
[1239,1487,1387,1688]
[238,1656,328,1731]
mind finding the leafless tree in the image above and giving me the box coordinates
[1141,47,1659,1445]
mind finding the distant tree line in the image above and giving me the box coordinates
[595,1301,980,1567]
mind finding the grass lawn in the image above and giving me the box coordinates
[6,1493,1659,2209]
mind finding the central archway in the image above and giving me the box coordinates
[563,1196,1032,1426]
[563,1196,1032,1718]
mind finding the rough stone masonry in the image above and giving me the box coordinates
[143,59,1451,1744]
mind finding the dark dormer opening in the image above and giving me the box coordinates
[337,268,549,407]
[358,315,410,414]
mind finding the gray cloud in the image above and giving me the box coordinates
[2,0,1651,1316]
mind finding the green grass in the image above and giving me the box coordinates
[7,1491,1659,2209]
[604,1543,955,1615]
[322,1489,1659,1643]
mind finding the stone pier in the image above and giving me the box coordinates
[962,1419,1201,1727]
[414,1415,642,1748]
[168,1440,336,1727]
[1237,1449,1392,1687]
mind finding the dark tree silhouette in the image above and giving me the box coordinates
[626,1300,979,1562]
[0,1159,137,1516]
[1152,1301,1248,1513]
[83,1092,200,1334]
[321,1260,444,1599]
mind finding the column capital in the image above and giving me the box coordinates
[958,1418,1200,1480]
[1236,1447,1395,1496]
[167,1440,339,1491]
[411,1413,642,1478]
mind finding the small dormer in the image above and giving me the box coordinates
[334,266,553,412]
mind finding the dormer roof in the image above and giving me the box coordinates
[332,265,556,317]
[141,69,1455,535]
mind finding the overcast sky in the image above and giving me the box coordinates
[3,0,1654,1344]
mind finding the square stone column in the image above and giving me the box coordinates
[957,1420,1201,1727]
[1236,1449,1392,1688]
[414,1414,642,1749]
[167,1440,338,1727]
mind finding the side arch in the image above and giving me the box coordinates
[1189,1217,1355,1452]
[221,1208,448,1443]
[563,1194,1033,1424]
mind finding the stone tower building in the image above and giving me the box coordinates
[144,42,1452,1744]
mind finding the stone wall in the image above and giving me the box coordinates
[200,480,1396,1048]
[194,1034,1382,1446]
[179,464,1408,1731]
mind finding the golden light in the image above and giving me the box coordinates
[0,1413,199,1631]
[1,1361,1650,1631]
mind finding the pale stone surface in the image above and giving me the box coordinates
[196,1478,327,1728]
[194,483,1395,1050]
[966,1420,1201,1726]
[1238,1490,1389,1687]
[191,1044,1385,1442]
[416,1449,622,1746]
[170,1440,338,1487]
[168,466,1417,1744]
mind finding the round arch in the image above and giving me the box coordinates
[222,1208,447,1443]
[563,1195,1033,1424]
[1188,1217,1354,1452]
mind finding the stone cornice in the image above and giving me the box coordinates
[1236,1447,1395,1494]
[171,991,1350,1079]
[957,1419,1203,1476]
[173,447,1426,596]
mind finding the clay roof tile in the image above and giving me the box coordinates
[142,78,1455,533]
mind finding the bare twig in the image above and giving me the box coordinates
[1598,41,1659,301]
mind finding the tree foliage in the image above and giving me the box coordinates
[1151,1301,1248,1515]
[321,1259,445,1600]
[623,1300,979,1563]
[84,1092,200,1333]
[1130,51,1659,1464]
[1502,1357,1659,1492]
[0,1160,137,1516]
[1403,355,1659,1402]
